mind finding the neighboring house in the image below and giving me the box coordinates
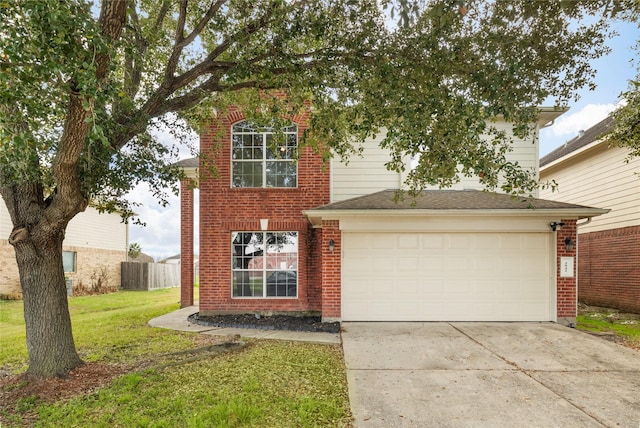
[178,106,607,325]
[158,254,199,278]
[159,254,181,264]
[540,116,640,313]
[0,201,128,297]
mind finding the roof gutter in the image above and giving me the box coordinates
[577,217,592,227]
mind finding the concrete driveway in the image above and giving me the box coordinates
[341,322,640,427]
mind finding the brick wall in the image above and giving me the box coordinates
[198,106,330,316]
[556,219,578,324]
[321,220,341,321]
[578,225,640,314]
[71,246,125,293]
[0,241,125,297]
[180,179,194,307]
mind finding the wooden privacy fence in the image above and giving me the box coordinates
[121,262,180,290]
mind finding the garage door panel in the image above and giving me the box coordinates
[421,235,445,249]
[371,256,393,272]
[476,234,500,249]
[397,256,420,271]
[372,234,394,249]
[522,234,547,249]
[397,234,420,249]
[342,232,552,321]
[449,234,471,249]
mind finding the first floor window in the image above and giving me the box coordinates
[63,251,76,273]
[232,231,298,298]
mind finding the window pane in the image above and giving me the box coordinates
[265,133,297,160]
[232,161,263,188]
[233,271,263,297]
[266,161,296,188]
[266,271,297,297]
[63,251,76,273]
[265,232,297,297]
[232,134,263,160]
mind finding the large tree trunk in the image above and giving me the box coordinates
[13,227,83,377]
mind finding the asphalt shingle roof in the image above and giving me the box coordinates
[312,189,597,211]
[174,157,198,168]
[540,116,614,167]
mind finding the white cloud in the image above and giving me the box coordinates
[127,184,200,262]
[126,116,200,261]
[548,103,618,138]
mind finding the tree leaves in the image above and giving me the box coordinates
[0,0,626,211]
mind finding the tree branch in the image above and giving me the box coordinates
[167,3,278,96]
[154,0,171,33]
[49,0,128,221]
[183,0,227,47]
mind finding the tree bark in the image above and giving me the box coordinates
[13,225,83,377]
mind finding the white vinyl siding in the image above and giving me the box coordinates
[342,231,553,322]
[330,120,540,202]
[330,132,403,202]
[62,207,127,251]
[540,143,639,234]
[0,200,10,239]
[426,121,540,196]
[1,200,126,251]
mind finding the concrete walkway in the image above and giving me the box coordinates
[148,305,341,345]
[341,322,640,428]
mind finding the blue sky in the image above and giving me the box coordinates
[540,20,639,156]
[129,20,639,261]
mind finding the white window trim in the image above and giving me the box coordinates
[231,121,298,188]
[231,231,298,299]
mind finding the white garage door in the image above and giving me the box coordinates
[342,232,552,321]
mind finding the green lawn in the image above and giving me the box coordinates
[577,309,640,349]
[0,288,351,427]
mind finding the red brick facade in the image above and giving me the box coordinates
[197,106,330,316]
[577,225,640,314]
[556,219,578,323]
[320,220,341,321]
[180,179,194,307]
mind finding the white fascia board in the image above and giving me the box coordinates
[537,106,569,128]
[303,207,610,227]
[540,138,608,172]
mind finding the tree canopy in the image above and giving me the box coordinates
[1,0,625,205]
[610,0,640,159]
[0,0,631,376]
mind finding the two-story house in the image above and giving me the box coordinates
[178,106,607,326]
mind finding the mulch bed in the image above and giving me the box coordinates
[188,312,341,333]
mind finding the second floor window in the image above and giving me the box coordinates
[231,121,297,188]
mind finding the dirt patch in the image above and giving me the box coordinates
[0,362,128,426]
[579,303,640,321]
[189,312,341,333]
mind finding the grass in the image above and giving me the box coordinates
[577,307,640,349]
[0,287,351,427]
[35,341,349,427]
[0,288,192,370]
